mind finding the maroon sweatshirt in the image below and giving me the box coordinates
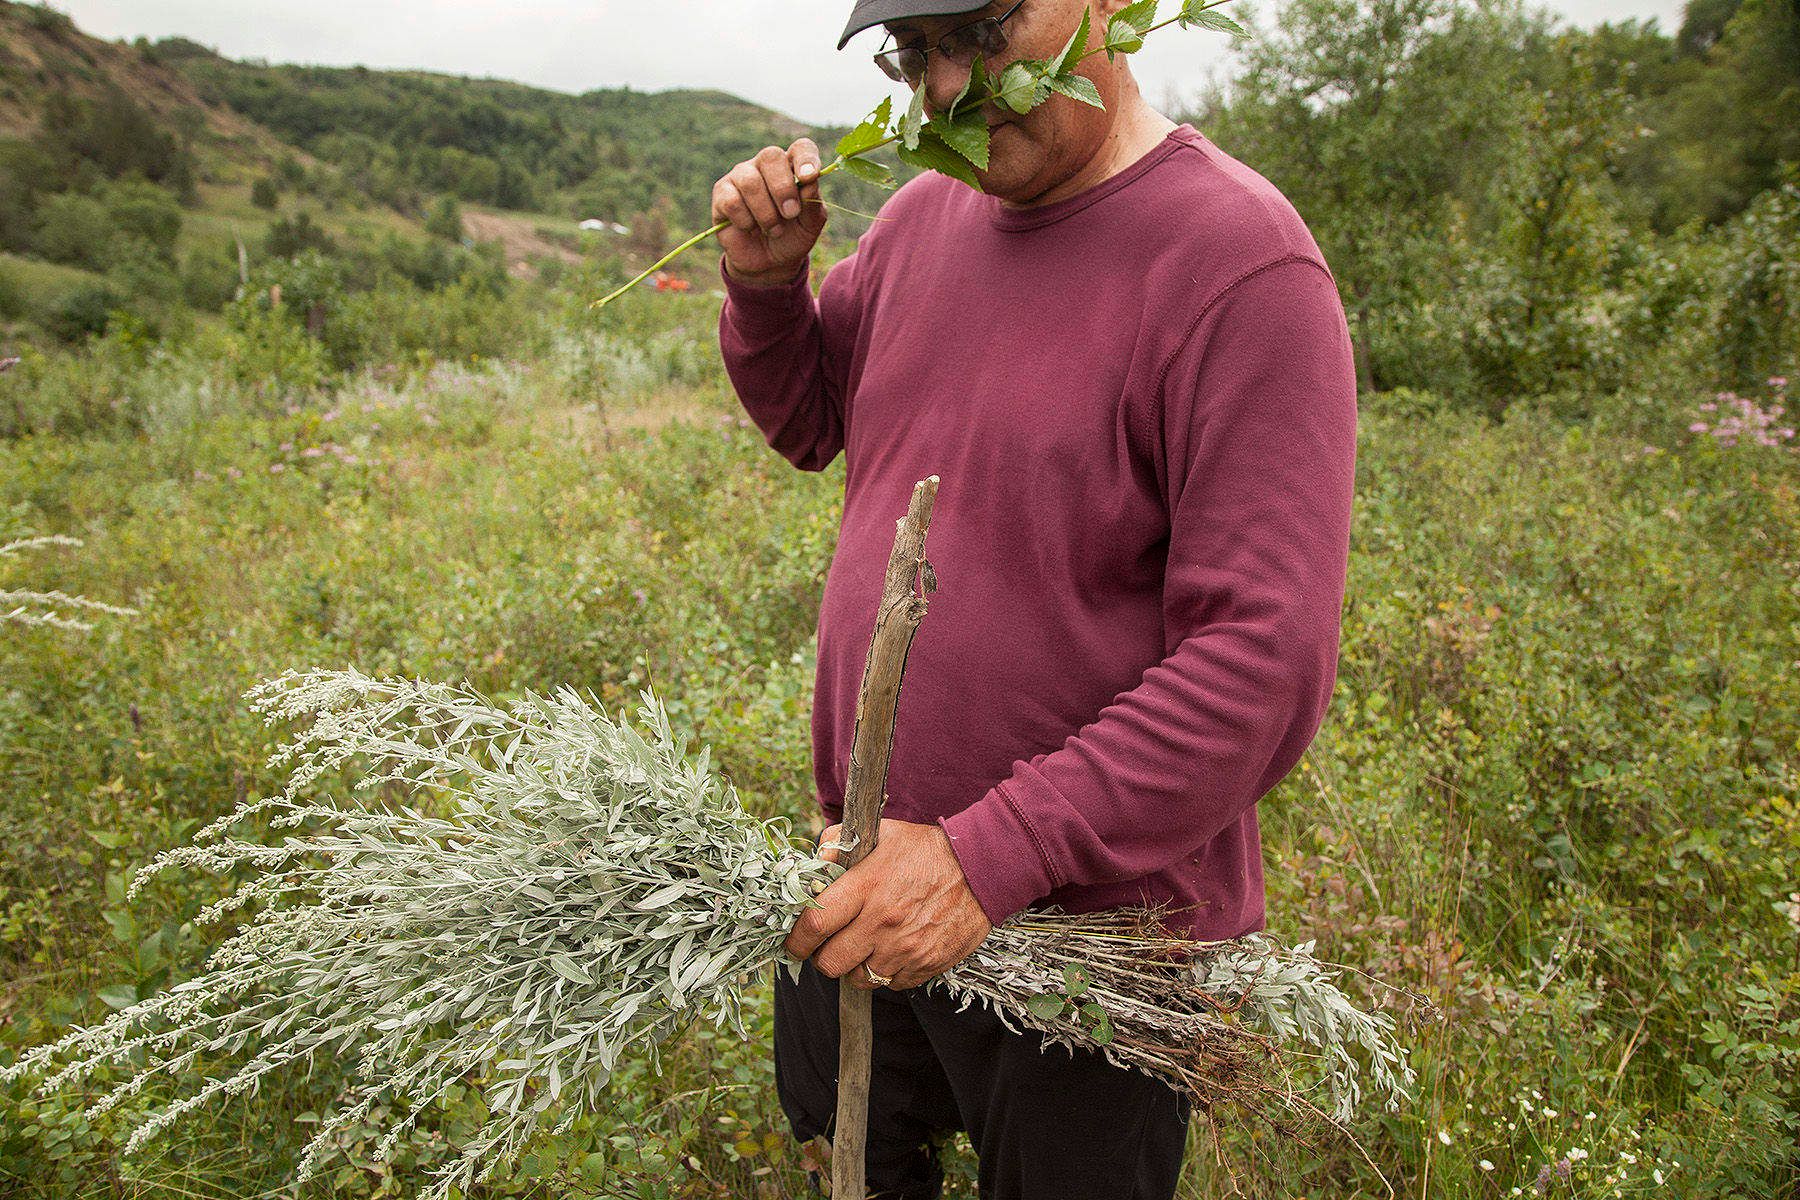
[716,123,1357,940]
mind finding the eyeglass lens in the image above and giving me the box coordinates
[876,12,1011,83]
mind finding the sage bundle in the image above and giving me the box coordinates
[3,668,1420,1199]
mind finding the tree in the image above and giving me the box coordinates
[103,180,183,260]
[1656,0,1800,224]
[251,177,280,210]
[1202,0,1550,392]
[263,211,337,260]
[425,195,464,242]
[32,192,113,270]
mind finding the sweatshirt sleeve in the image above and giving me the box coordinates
[716,250,865,472]
[937,257,1359,926]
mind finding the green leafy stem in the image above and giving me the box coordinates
[1026,964,1116,1045]
[591,0,1247,308]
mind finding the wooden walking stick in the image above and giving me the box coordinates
[830,474,940,1200]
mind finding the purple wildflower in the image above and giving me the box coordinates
[1688,421,1709,433]
[301,446,325,458]
[269,463,287,474]
[1771,377,1789,389]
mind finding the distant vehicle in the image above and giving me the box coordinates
[578,219,631,235]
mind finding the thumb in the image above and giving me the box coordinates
[816,823,845,864]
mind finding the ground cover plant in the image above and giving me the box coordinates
[1,280,1794,1196]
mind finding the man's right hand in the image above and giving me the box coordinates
[713,139,827,286]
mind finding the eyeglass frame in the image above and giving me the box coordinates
[872,0,1028,85]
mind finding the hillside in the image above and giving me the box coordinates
[0,0,887,348]
[0,2,298,173]
[157,45,874,230]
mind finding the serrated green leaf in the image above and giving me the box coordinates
[1104,13,1146,56]
[1118,0,1158,32]
[930,108,990,170]
[836,96,893,158]
[1091,1014,1115,1045]
[1063,964,1090,997]
[996,62,1050,115]
[896,127,984,188]
[1047,73,1104,109]
[900,85,927,151]
[1024,992,1067,1020]
[1180,4,1249,36]
[840,156,898,189]
[948,56,991,119]
[1054,6,1092,73]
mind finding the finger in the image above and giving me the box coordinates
[790,137,822,185]
[815,823,844,865]
[731,156,782,234]
[783,871,870,961]
[843,959,884,992]
[862,953,913,990]
[813,917,881,980]
[757,146,803,224]
[712,178,756,235]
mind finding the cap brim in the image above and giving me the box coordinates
[838,0,992,50]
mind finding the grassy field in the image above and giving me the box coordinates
[1,285,1796,1197]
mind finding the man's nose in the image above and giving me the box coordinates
[922,54,975,119]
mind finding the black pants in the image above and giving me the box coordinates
[773,959,1191,1200]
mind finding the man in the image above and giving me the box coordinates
[711,0,1357,1195]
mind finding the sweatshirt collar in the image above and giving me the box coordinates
[985,123,1202,232]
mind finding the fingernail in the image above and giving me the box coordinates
[782,199,801,218]
[799,163,817,178]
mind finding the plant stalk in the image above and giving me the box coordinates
[831,475,939,1200]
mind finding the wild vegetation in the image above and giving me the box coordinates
[0,0,1796,1195]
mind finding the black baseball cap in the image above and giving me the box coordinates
[837,0,992,50]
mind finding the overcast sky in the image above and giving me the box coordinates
[55,0,1686,127]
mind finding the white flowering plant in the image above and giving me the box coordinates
[3,668,1426,1198]
[1,533,138,631]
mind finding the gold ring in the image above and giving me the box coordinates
[863,966,893,987]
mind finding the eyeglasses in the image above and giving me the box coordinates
[873,0,1027,85]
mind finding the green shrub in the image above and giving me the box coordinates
[0,259,20,321]
[262,211,337,260]
[0,140,54,254]
[179,243,243,312]
[30,192,112,271]
[101,179,182,261]
[44,281,123,342]
[424,194,463,242]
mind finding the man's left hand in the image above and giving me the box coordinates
[784,818,991,991]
